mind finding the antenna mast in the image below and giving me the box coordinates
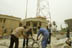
[36,0,51,21]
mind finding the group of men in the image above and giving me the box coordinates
[9,24,51,48]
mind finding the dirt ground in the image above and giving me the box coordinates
[0,34,72,48]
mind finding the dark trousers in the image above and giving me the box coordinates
[23,38,29,48]
[48,33,51,44]
[9,35,19,48]
[66,33,70,39]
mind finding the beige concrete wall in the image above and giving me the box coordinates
[4,19,20,35]
[0,14,21,37]
[22,17,49,34]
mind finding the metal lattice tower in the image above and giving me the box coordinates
[36,0,51,21]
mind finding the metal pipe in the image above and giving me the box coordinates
[36,0,40,16]
[25,0,28,18]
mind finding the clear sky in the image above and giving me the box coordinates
[0,0,72,30]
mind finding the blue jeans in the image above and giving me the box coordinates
[41,38,48,48]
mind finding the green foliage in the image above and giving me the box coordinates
[60,28,66,32]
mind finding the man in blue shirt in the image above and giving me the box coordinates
[37,26,49,48]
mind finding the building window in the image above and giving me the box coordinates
[26,21,30,26]
[19,22,22,27]
[3,18,6,23]
[2,25,4,29]
[0,18,2,22]
[39,22,41,26]
[33,22,37,27]
[3,28,7,33]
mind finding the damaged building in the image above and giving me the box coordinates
[22,16,49,34]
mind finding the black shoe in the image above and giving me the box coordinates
[23,46,25,48]
[26,46,28,48]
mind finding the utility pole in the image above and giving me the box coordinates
[36,0,40,16]
[25,0,28,19]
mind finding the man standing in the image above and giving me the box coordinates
[9,26,27,48]
[66,28,70,39]
[37,27,49,48]
[47,26,51,44]
[23,28,33,48]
